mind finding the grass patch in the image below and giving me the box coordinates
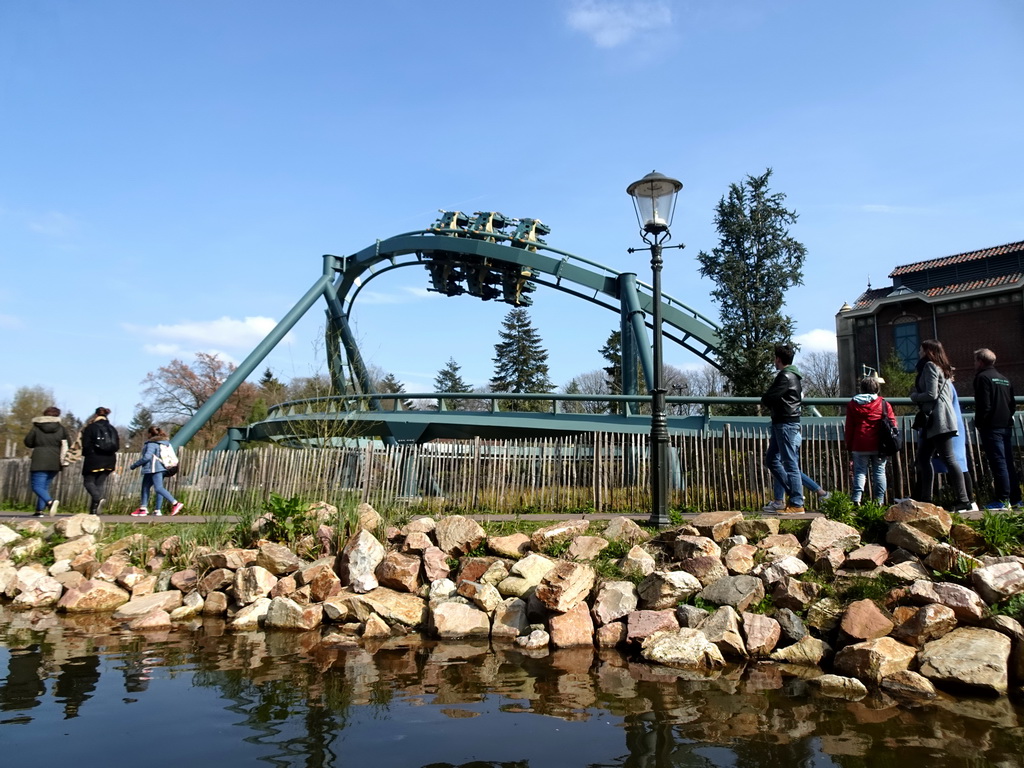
[968,510,1024,556]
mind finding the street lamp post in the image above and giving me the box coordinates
[627,171,683,528]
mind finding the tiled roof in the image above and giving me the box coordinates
[889,240,1024,277]
[852,273,1024,309]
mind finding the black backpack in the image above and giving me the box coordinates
[877,399,902,457]
[92,421,120,454]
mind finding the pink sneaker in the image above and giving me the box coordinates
[170,502,184,516]
[131,507,149,517]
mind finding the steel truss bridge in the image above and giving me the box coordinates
[171,211,725,451]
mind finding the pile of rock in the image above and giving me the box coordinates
[1,500,1022,700]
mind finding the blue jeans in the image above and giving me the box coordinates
[141,471,177,511]
[30,470,58,511]
[765,422,803,507]
[851,451,887,504]
[979,428,1021,504]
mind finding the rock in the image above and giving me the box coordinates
[840,599,895,641]
[641,628,725,668]
[675,604,710,629]
[0,524,20,547]
[480,561,509,587]
[733,518,779,540]
[488,533,531,558]
[677,556,728,587]
[362,613,391,638]
[535,561,596,613]
[775,608,807,645]
[699,575,765,613]
[603,517,651,545]
[637,570,702,610]
[950,523,987,554]
[432,601,491,638]
[402,517,436,536]
[923,543,982,573]
[196,548,257,571]
[529,520,589,552]
[458,580,503,614]
[497,553,556,597]
[198,568,234,597]
[338,529,386,593]
[757,534,803,561]
[754,556,808,586]
[307,568,342,603]
[808,674,868,700]
[265,596,323,630]
[357,502,382,532]
[724,544,757,575]
[548,602,595,648]
[256,543,303,576]
[435,515,487,556]
[907,580,987,623]
[892,603,958,647]
[491,597,529,639]
[331,587,427,627]
[112,590,183,620]
[202,591,229,616]
[270,575,298,599]
[226,596,270,629]
[880,670,937,699]
[376,551,421,593]
[402,531,433,554]
[834,636,916,684]
[130,575,157,599]
[422,546,451,582]
[884,500,952,538]
[234,566,279,606]
[810,546,847,579]
[917,627,1011,695]
[984,615,1024,642]
[771,578,821,611]
[619,545,656,578]
[597,622,628,647]
[626,610,680,644]
[770,635,831,665]
[592,581,638,626]
[567,536,608,561]
[803,518,860,560]
[845,544,889,569]
[516,629,550,650]
[673,535,722,561]
[12,572,63,608]
[886,522,939,557]
[57,579,130,612]
[690,511,743,542]
[882,560,931,584]
[52,535,97,562]
[54,513,102,539]
[805,598,843,633]
[457,556,501,585]
[170,569,198,592]
[971,561,1024,605]
[701,606,747,659]
[741,612,781,656]
[128,609,171,631]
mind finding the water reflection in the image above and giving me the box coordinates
[1,605,1021,767]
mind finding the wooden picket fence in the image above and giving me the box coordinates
[3,416,1013,517]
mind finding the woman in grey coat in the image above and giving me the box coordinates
[910,339,971,510]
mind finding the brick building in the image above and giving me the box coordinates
[835,239,1024,397]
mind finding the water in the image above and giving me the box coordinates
[1,606,1022,768]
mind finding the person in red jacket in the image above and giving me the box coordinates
[845,376,896,505]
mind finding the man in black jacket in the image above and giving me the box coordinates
[761,344,804,513]
[973,348,1021,509]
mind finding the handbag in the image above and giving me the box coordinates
[876,400,902,456]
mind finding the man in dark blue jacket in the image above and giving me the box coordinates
[973,348,1021,509]
[760,344,804,513]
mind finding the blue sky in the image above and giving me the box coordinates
[2,0,1023,426]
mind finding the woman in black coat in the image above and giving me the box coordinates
[81,407,120,515]
[24,406,69,517]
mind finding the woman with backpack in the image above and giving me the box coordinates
[23,405,70,517]
[129,426,183,516]
[845,377,896,505]
[81,407,120,515]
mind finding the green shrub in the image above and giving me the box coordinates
[970,510,1024,556]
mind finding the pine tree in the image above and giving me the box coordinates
[696,168,807,407]
[434,358,472,411]
[489,308,554,412]
[377,373,414,411]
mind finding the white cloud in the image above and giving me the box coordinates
[566,0,672,48]
[125,316,291,349]
[357,286,440,305]
[143,343,181,356]
[794,329,837,354]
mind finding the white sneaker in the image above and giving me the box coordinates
[47,500,59,516]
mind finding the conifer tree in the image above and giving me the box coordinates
[489,307,554,411]
[434,358,472,411]
[377,372,414,411]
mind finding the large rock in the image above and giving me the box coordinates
[917,627,1011,695]
[52,535,98,563]
[57,579,130,612]
[803,518,860,560]
[775,608,807,645]
[806,597,843,633]
[673,535,722,561]
[228,598,271,630]
[769,635,831,665]
[567,536,608,561]
[535,561,596,613]
[491,597,529,639]
[886,522,939,557]
[884,500,952,538]
[496,553,556,597]
[700,606,746,659]
[724,544,757,575]
[264,596,323,630]
[488,533,531,558]
[971,561,1024,605]
[432,601,491,638]
[12,572,63,608]
[619,545,656,578]
[197,548,257,571]
[892,603,958,647]
[840,599,895,641]
[458,580,502,614]
[834,636,916,684]
[422,546,451,582]
[328,586,427,627]
[112,590,183,620]
[435,515,486,556]
[772,578,821,611]
[54,513,102,539]
[677,556,728,588]
[198,568,234,597]
[637,570,702,610]
[640,628,725,668]
[733,518,779,540]
[907,580,987,623]
[845,544,889,569]
[0,524,20,547]
[529,520,589,552]
[698,575,764,613]
[808,674,868,700]
[592,581,638,626]
[603,516,650,545]
[626,610,680,644]
[338,529,386,593]
[169,590,204,621]
[880,670,937,699]
[256,543,303,576]
[233,565,279,606]
[741,612,781,656]
[548,601,595,647]
[754,556,807,586]
[757,534,803,562]
[689,511,743,542]
[376,551,421,593]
